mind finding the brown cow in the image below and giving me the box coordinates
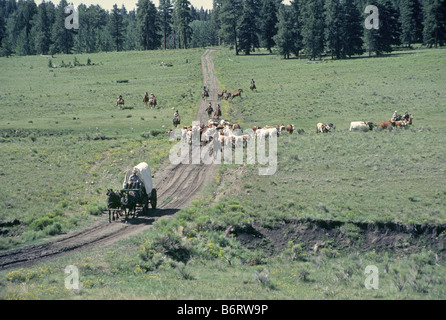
[380,120,393,129]
[286,124,295,134]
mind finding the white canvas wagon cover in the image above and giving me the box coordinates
[123,162,153,193]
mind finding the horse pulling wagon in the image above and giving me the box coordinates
[106,162,157,222]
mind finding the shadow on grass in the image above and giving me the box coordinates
[119,208,180,225]
[234,50,420,61]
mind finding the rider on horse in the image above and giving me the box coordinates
[205,102,213,117]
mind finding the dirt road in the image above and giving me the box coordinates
[0,49,220,271]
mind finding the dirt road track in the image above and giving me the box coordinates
[0,49,220,271]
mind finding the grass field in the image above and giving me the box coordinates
[0,49,204,248]
[1,46,445,300]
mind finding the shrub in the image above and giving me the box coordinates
[45,222,63,236]
[247,249,266,266]
[29,216,53,231]
[86,201,107,216]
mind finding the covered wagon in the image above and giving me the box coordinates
[121,162,157,215]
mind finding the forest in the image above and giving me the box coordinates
[0,0,445,58]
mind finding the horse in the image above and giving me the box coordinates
[231,89,243,101]
[106,189,122,222]
[202,89,209,99]
[214,107,222,120]
[394,121,407,128]
[117,98,125,107]
[250,83,256,91]
[120,190,138,219]
[143,95,149,107]
[217,90,227,100]
[223,91,230,100]
[173,115,181,128]
[149,98,156,108]
[205,106,214,118]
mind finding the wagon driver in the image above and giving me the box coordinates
[129,169,141,188]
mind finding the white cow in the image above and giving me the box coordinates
[316,123,329,133]
[256,127,278,141]
[349,121,374,132]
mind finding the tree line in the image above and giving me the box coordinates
[0,0,445,58]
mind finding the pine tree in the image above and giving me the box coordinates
[219,0,243,55]
[137,0,161,50]
[422,0,446,48]
[300,0,325,60]
[51,0,74,54]
[324,0,343,59]
[342,0,364,58]
[238,0,260,55]
[125,10,139,50]
[0,9,5,46]
[108,4,126,52]
[290,0,303,57]
[260,0,280,53]
[34,2,51,54]
[273,4,297,59]
[365,0,401,55]
[212,0,223,45]
[14,0,37,55]
[158,0,173,50]
[173,0,191,49]
[399,0,420,47]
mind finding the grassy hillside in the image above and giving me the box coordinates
[0,49,204,248]
[1,47,445,300]
[211,47,446,225]
[214,48,446,130]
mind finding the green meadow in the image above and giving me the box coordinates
[1,47,446,300]
[0,49,204,248]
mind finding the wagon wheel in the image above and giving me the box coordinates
[150,188,157,210]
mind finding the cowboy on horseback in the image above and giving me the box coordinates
[250,79,256,89]
[215,104,222,119]
[205,102,213,118]
[117,94,124,106]
[172,110,181,127]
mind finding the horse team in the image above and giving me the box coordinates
[106,189,139,223]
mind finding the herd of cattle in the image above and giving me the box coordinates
[169,119,296,149]
[169,114,414,149]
